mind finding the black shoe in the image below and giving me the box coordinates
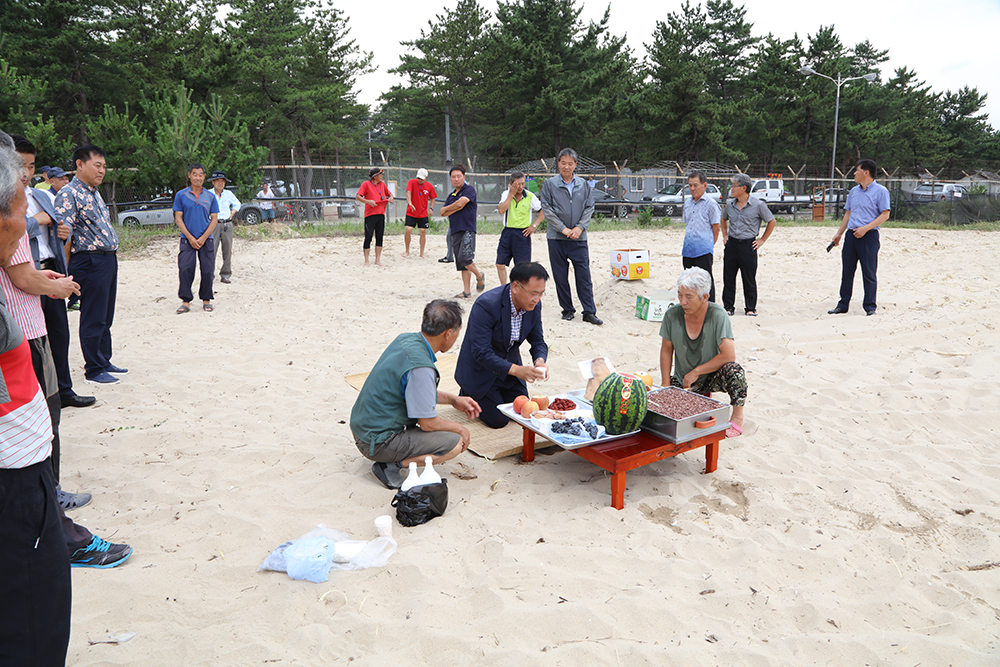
[372,462,404,489]
[61,393,97,408]
[582,313,603,325]
[561,312,575,321]
[866,309,876,316]
[827,307,848,314]
[438,257,451,263]
[220,277,232,284]
[69,535,132,568]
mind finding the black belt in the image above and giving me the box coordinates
[75,249,117,256]
[39,258,58,271]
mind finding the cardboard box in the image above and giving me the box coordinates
[635,290,676,322]
[610,248,649,280]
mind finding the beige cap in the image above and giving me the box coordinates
[416,168,429,179]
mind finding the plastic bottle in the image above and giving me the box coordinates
[400,461,422,491]
[418,456,442,485]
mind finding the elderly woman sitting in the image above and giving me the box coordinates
[658,267,747,437]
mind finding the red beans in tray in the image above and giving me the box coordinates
[549,398,577,411]
[647,389,721,420]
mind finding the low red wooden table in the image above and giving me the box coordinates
[519,426,723,510]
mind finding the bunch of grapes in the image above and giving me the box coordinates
[552,417,599,439]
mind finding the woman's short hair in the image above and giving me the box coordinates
[677,268,712,298]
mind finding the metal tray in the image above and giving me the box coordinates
[498,395,640,450]
[641,387,731,444]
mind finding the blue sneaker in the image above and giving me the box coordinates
[69,535,132,568]
[105,364,129,375]
[85,371,120,385]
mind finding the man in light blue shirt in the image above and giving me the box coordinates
[681,170,721,302]
[828,159,890,316]
[209,170,241,284]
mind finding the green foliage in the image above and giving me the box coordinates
[87,85,267,199]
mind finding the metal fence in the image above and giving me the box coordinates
[95,161,1000,227]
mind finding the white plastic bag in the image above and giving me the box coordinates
[260,524,397,582]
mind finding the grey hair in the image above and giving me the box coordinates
[421,299,464,336]
[687,170,707,184]
[677,268,712,298]
[556,148,578,163]
[0,132,25,220]
[732,173,752,191]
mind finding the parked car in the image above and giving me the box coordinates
[911,182,969,203]
[649,183,722,216]
[593,189,632,218]
[810,187,847,205]
[749,179,812,212]
[117,198,174,227]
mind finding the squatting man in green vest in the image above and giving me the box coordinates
[350,299,482,489]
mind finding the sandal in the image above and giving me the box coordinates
[725,422,743,438]
[203,303,214,312]
[454,291,471,298]
[176,304,190,314]
[745,311,757,317]
[476,273,486,293]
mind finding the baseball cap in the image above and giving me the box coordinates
[47,167,67,178]
[39,165,51,175]
[416,168,428,179]
[209,170,230,182]
[369,167,383,179]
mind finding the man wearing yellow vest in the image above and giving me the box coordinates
[495,172,544,285]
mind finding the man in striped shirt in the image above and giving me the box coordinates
[0,132,71,666]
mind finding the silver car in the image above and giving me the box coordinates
[651,183,723,216]
[117,201,174,227]
[912,182,969,203]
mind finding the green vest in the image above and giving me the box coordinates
[350,332,440,456]
[504,190,536,229]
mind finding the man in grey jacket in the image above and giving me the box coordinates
[539,148,602,325]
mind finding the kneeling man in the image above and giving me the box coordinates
[455,262,549,428]
[350,299,482,489]
[659,268,747,437]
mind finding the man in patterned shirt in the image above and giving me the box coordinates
[52,145,128,385]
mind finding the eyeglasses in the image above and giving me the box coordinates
[516,282,545,299]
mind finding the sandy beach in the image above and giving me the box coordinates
[59,226,999,665]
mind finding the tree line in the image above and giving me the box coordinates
[2,0,997,199]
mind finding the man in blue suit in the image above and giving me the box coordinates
[455,262,550,428]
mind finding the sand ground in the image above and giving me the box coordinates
[60,226,999,665]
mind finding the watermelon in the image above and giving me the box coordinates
[592,373,648,435]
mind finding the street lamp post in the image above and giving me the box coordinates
[798,67,877,183]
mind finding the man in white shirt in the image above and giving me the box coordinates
[256,179,275,221]
[210,170,241,284]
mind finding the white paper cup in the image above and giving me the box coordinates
[374,515,393,538]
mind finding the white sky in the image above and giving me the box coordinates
[338,0,999,129]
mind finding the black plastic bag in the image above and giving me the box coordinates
[391,480,448,527]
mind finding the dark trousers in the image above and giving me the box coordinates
[444,231,454,261]
[0,460,72,667]
[837,229,879,313]
[178,237,215,302]
[683,253,716,302]
[547,239,597,315]
[41,294,74,400]
[722,238,758,312]
[28,336,60,482]
[68,252,117,378]
[462,374,527,429]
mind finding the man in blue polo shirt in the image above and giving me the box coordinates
[682,169,721,303]
[828,159,890,316]
[173,163,219,314]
